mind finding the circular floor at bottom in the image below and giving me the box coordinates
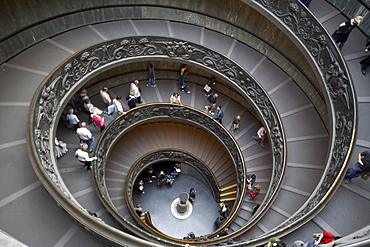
[133,174,222,239]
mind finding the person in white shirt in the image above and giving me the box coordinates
[75,144,97,171]
[100,87,112,106]
[130,80,142,103]
[55,137,68,158]
[76,122,95,152]
[112,95,126,115]
[170,92,182,105]
[252,126,266,148]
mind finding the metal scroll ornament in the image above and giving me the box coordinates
[29,36,285,244]
[255,0,356,231]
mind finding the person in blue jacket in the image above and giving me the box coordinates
[212,105,224,124]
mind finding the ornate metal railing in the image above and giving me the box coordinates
[126,149,221,201]
[230,0,356,245]
[22,0,357,246]
[26,35,286,245]
[93,104,244,242]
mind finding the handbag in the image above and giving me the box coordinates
[204,84,211,92]
[107,104,115,115]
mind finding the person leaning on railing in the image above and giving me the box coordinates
[170,92,182,105]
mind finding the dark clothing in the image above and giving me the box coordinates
[180,74,189,93]
[252,204,260,215]
[126,95,136,109]
[189,191,196,202]
[246,174,256,187]
[205,80,215,96]
[300,0,312,7]
[360,56,370,70]
[183,232,195,239]
[332,20,356,49]
[207,93,217,104]
[365,35,370,48]
[212,109,224,124]
[143,170,155,182]
[359,151,370,171]
[334,20,355,43]
[78,160,92,171]
[232,117,240,126]
[214,215,226,228]
[345,163,368,181]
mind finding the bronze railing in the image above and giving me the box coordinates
[27,36,286,245]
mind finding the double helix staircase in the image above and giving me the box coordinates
[1,0,370,246]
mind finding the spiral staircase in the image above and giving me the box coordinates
[1,0,370,246]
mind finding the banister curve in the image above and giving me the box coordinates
[26,36,286,246]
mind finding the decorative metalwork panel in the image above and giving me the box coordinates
[252,0,356,235]
[28,35,285,244]
[125,149,220,200]
[95,104,242,194]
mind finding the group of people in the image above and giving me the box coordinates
[245,173,261,200]
[138,163,182,194]
[214,202,231,228]
[263,230,340,247]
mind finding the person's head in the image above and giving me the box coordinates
[136,204,141,208]
[217,105,222,110]
[292,240,305,247]
[272,241,286,247]
[214,93,218,98]
[134,80,139,85]
[81,89,87,94]
[251,174,256,179]
[102,87,108,92]
[80,122,87,128]
[129,91,135,96]
[68,108,74,114]
[181,64,187,69]
[173,92,179,97]
[116,95,122,101]
[236,116,241,120]
[354,16,363,24]
[150,63,154,68]
[84,99,91,104]
[190,188,195,193]
[81,144,88,152]
[254,185,261,190]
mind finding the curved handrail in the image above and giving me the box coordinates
[231,0,357,245]
[26,35,286,246]
[125,148,221,202]
[94,103,244,242]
